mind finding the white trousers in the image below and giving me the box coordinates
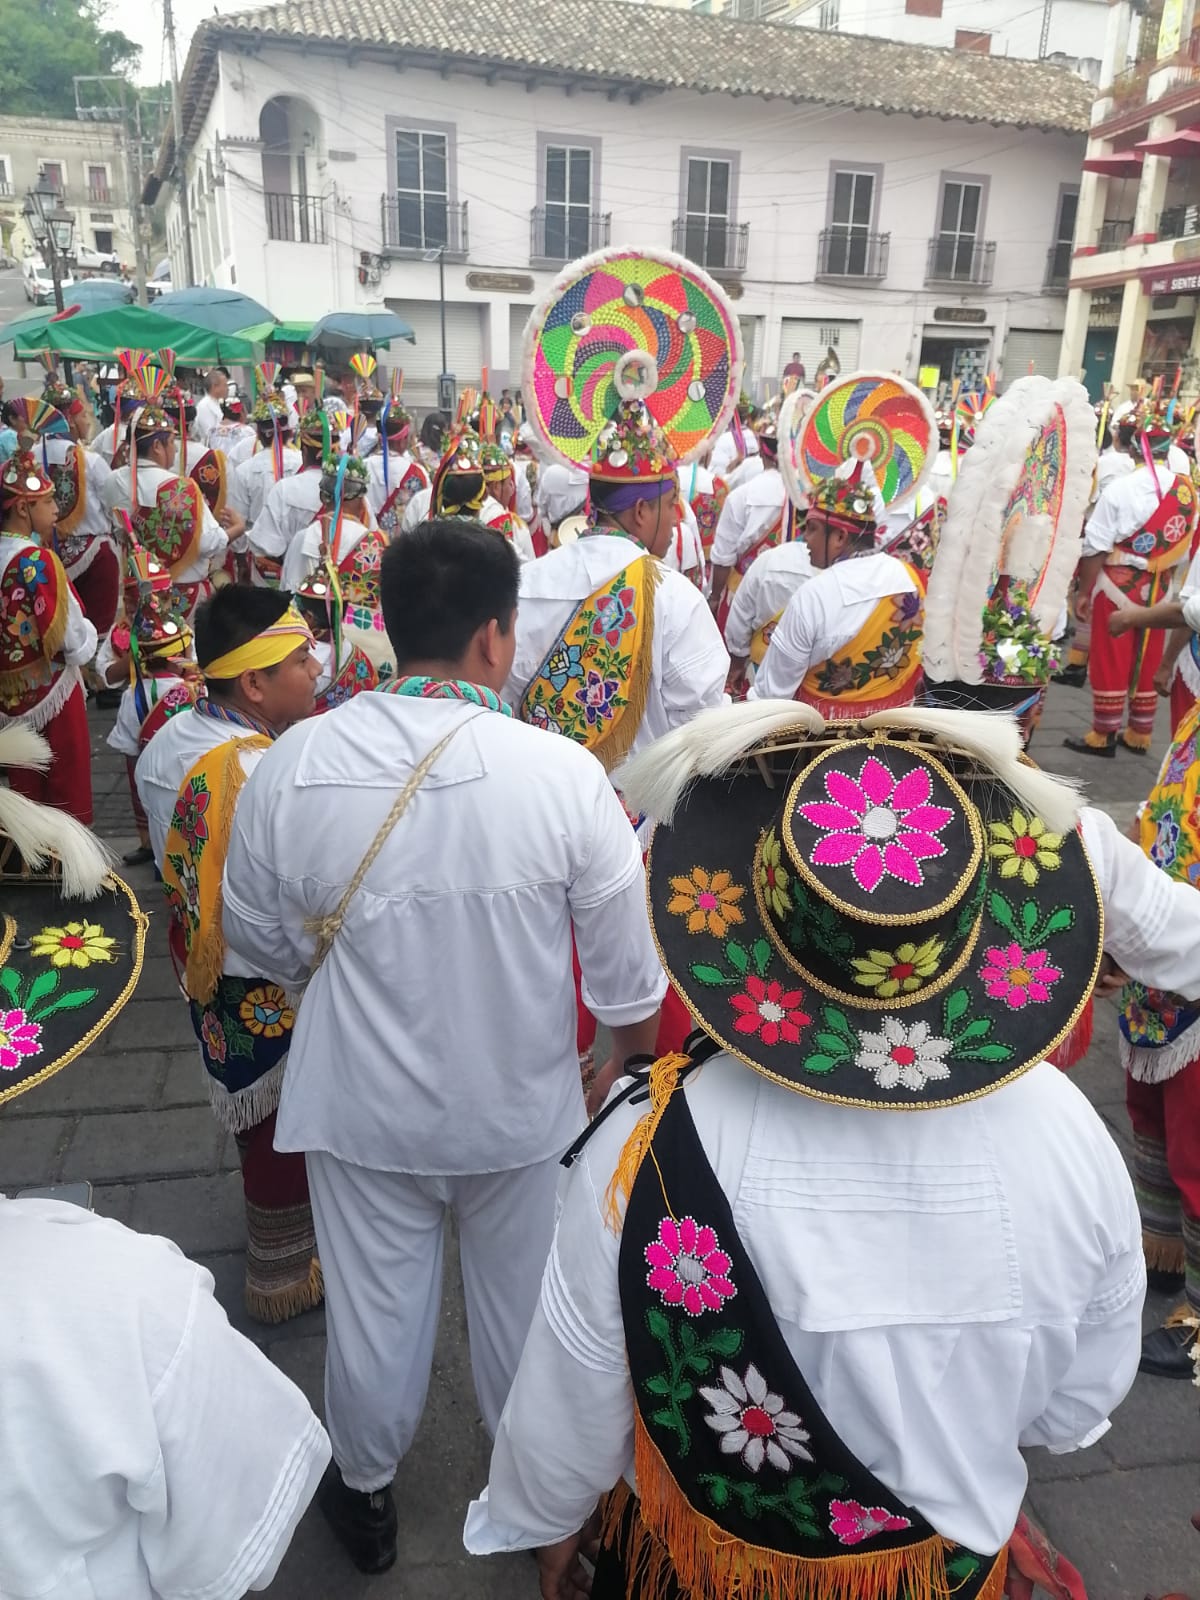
[306,1150,561,1493]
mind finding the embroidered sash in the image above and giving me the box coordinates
[189,447,228,518]
[1105,473,1198,600]
[0,540,70,719]
[335,526,388,633]
[136,678,200,750]
[48,443,86,537]
[519,555,661,771]
[691,479,729,557]
[800,572,924,718]
[313,641,379,714]
[161,735,272,1006]
[608,1071,1005,1600]
[750,607,785,667]
[1118,696,1200,1082]
[130,476,205,579]
[377,461,429,535]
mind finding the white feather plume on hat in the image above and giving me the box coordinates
[0,727,112,898]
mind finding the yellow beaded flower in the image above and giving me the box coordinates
[851,938,944,999]
[238,984,295,1039]
[668,868,746,938]
[29,922,116,969]
[987,810,1063,886]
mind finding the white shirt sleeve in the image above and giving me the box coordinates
[281,525,319,593]
[724,557,767,658]
[710,484,749,568]
[748,581,817,701]
[198,502,229,574]
[571,773,667,1027]
[63,578,98,667]
[657,579,730,728]
[134,1261,331,1593]
[1082,805,1200,999]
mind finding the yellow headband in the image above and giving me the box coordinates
[202,605,315,681]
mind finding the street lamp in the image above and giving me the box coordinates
[24,174,76,379]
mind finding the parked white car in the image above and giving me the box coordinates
[70,243,120,274]
[22,257,73,305]
[146,265,172,300]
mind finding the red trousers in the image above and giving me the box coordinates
[1087,589,1165,746]
[1126,1064,1200,1227]
[7,684,93,824]
[1170,670,1195,739]
[69,543,119,637]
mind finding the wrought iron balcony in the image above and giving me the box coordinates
[265,191,327,245]
[530,207,611,264]
[670,217,749,275]
[380,196,468,258]
[925,235,995,287]
[816,227,889,281]
[1096,218,1134,252]
[1044,240,1072,291]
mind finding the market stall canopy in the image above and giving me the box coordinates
[309,310,416,349]
[1082,151,1144,178]
[64,279,135,313]
[0,303,78,348]
[1134,126,1200,159]
[150,286,276,335]
[11,304,260,364]
[235,319,315,347]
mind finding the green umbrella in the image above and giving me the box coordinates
[236,319,315,348]
[12,304,261,364]
[0,306,62,347]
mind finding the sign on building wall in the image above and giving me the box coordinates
[1158,0,1184,60]
[1142,263,1200,295]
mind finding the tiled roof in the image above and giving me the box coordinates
[162,0,1092,173]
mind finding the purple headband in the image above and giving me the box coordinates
[592,475,676,514]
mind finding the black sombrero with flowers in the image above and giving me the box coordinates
[637,711,1102,1109]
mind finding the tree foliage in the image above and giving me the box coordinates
[0,0,140,118]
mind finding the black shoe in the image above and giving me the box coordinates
[1052,664,1088,688]
[317,1465,398,1573]
[1138,1319,1198,1379]
[1063,736,1115,758]
[1146,1266,1186,1295]
[121,844,154,867]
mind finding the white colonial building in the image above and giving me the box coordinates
[151,0,1091,407]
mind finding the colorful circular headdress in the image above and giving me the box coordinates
[522,245,742,472]
[923,375,1097,691]
[796,371,937,510]
[777,388,819,509]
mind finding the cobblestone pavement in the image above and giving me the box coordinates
[2,681,1196,1598]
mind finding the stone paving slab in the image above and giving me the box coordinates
[3,687,1197,1595]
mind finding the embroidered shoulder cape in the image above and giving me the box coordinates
[130,476,206,579]
[0,539,72,722]
[799,566,925,718]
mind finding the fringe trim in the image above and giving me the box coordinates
[205,1057,286,1135]
[1119,1021,1200,1084]
[800,676,921,722]
[1143,1231,1186,1274]
[602,1431,1006,1600]
[1079,730,1113,750]
[594,556,662,775]
[1047,998,1093,1071]
[1120,728,1154,751]
[244,1256,324,1325]
[0,665,81,733]
[603,1052,692,1232]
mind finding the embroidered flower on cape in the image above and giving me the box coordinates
[978,943,1062,1009]
[729,975,810,1045]
[7,609,35,647]
[18,553,47,589]
[200,1009,227,1064]
[1151,808,1182,872]
[645,1216,736,1316]
[591,587,638,649]
[527,703,562,735]
[757,829,792,919]
[700,1364,812,1474]
[576,669,620,727]
[172,780,211,853]
[987,810,1063,886]
[850,937,944,999]
[29,922,116,969]
[854,1018,952,1091]
[668,868,745,938]
[829,1499,912,1546]
[796,758,952,895]
[545,642,584,692]
[238,984,294,1039]
[0,1007,42,1070]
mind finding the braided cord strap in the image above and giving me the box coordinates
[304,717,474,975]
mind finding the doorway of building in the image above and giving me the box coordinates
[918,336,990,405]
[1082,329,1115,403]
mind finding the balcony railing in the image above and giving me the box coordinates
[925,235,995,286]
[265,191,327,245]
[380,196,468,258]
[1159,203,1200,241]
[670,217,749,274]
[86,185,112,205]
[0,182,12,200]
[816,227,889,281]
[1096,217,1134,252]
[1044,240,1072,291]
[530,207,611,263]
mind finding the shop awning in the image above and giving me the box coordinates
[1135,126,1200,159]
[1082,151,1145,178]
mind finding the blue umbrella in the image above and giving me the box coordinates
[60,278,134,313]
[150,286,276,335]
[309,310,416,347]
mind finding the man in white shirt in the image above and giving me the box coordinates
[1055,418,1139,689]
[465,703,1152,1600]
[709,423,788,616]
[366,403,430,533]
[710,414,758,480]
[249,412,332,583]
[191,367,228,445]
[228,400,303,573]
[750,467,923,715]
[725,538,815,694]
[208,397,257,466]
[222,521,667,1575]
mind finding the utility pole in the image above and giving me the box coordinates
[163,0,196,286]
[1038,0,1054,59]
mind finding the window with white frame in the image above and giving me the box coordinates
[86,163,110,202]
[683,155,732,269]
[543,144,593,259]
[0,156,11,197]
[39,160,64,196]
[826,168,875,275]
[932,178,984,279]
[393,128,449,250]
